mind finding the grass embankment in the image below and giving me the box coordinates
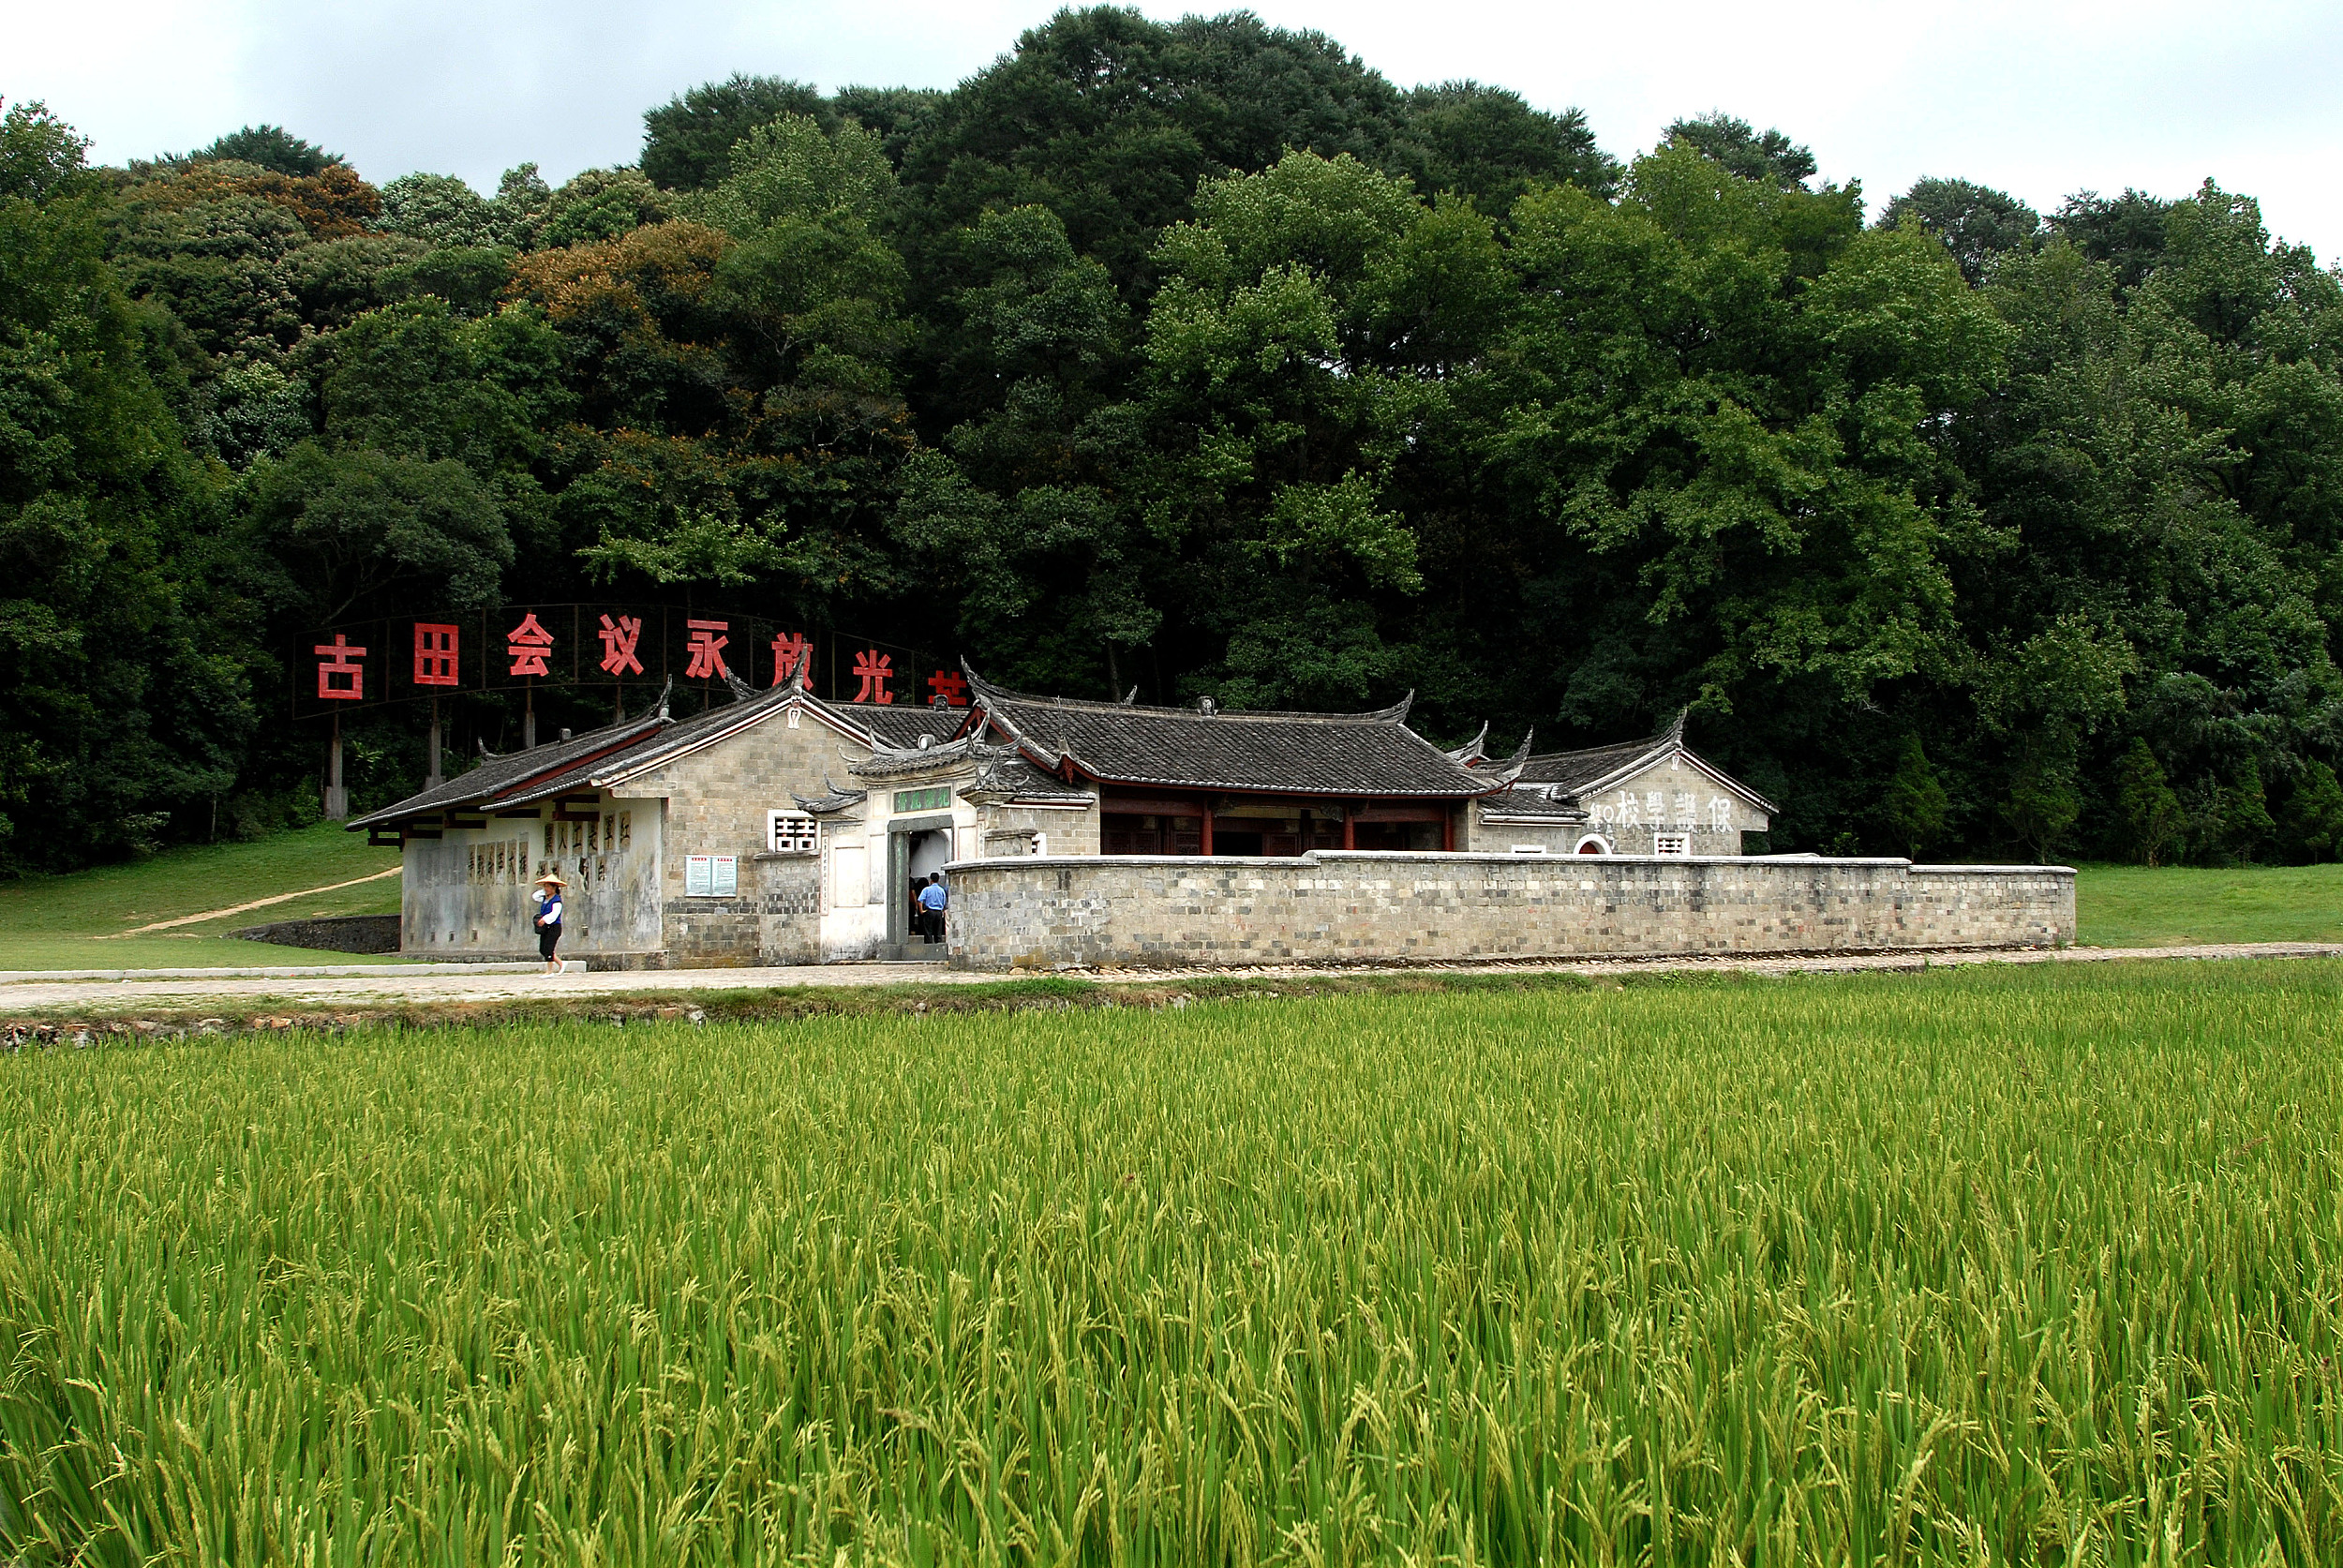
[0,822,403,971]
[2075,859,2343,947]
[3,963,2336,1562]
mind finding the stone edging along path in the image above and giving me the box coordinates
[0,943,2336,1038]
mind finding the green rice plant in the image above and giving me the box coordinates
[1,961,2338,1563]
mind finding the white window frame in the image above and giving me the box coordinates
[1509,844,1547,855]
[767,810,818,855]
[1652,833,1691,857]
[1573,834,1614,856]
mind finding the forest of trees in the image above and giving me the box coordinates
[7,5,2343,873]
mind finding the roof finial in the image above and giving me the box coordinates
[655,674,673,723]
[1444,721,1490,766]
[1122,684,1139,705]
[1666,706,1689,747]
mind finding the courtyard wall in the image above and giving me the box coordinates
[941,851,2075,970]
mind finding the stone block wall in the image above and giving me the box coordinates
[942,851,2074,970]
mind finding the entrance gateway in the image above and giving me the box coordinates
[886,814,955,962]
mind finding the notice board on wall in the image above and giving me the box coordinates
[684,855,738,897]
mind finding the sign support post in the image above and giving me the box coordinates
[325,711,346,820]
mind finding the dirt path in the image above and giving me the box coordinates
[98,866,402,937]
[3,942,2338,1018]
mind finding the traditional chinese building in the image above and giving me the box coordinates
[1470,711,1776,855]
[349,665,1772,967]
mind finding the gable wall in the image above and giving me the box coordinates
[622,699,879,965]
[1579,754,1770,855]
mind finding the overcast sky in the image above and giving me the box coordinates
[15,0,2343,257]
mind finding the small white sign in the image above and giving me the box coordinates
[685,855,739,896]
[711,855,737,895]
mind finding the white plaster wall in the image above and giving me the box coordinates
[1580,756,1769,854]
[400,799,662,956]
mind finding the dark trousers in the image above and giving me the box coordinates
[538,923,560,959]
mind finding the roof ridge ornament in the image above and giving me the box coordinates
[1666,706,1689,747]
[655,674,673,723]
[1122,685,1139,705]
[1444,721,1490,766]
[1478,730,1535,789]
[722,667,757,703]
[792,777,868,814]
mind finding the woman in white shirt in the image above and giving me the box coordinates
[531,872,567,974]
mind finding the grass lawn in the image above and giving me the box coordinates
[0,822,405,971]
[2074,859,2343,947]
[2,963,2336,1561]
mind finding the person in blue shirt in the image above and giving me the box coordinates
[531,871,567,973]
[917,872,948,942]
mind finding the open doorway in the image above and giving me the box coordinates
[888,823,955,959]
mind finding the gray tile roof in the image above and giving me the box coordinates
[961,668,1512,799]
[853,703,966,749]
[349,682,906,828]
[347,709,670,829]
[1517,712,1777,814]
[1476,786,1589,821]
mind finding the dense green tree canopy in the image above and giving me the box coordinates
[4,8,2342,874]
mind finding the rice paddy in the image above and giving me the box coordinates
[1,962,2338,1564]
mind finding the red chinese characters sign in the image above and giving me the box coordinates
[770,631,811,686]
[314,635,366,700]
[506,613,554,677]
[413,623,457,686]
[684,619,729,679]
[302,606,933,710]
[597,614,643,677]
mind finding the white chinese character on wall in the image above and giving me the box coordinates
[1673,791,1695,829]
[1709,795,1732,831]
[1618,790,1640,828]
[1645,790,1664,823]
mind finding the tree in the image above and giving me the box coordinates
[1878,176,2040,284]
[2111,738,2185,864]
[377,173,509,249]
[242,442,512,622]
[1,105,253,867]
[2052,189,2169,291]
[1876,734,1950,856]
[0,99,93,202]
[187,125,341,178]
[641,74,833,192]
[1392,82,1618,214]
[2279,760,2343,862]
[1664,112,1816,189]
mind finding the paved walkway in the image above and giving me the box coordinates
[2,943,2338,1016]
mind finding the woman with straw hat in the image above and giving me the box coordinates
[531,871,568,974]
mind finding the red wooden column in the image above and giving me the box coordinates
[1200,799,1214,856]
[1342,805,1355,850]
[1441,805,1455,852]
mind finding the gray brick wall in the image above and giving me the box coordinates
[942,852,2074,970]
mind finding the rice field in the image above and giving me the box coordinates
[2,963,2339,1565]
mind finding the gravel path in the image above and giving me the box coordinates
[1,942,2337,1016]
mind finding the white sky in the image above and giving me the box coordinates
[13,0,2342,258]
